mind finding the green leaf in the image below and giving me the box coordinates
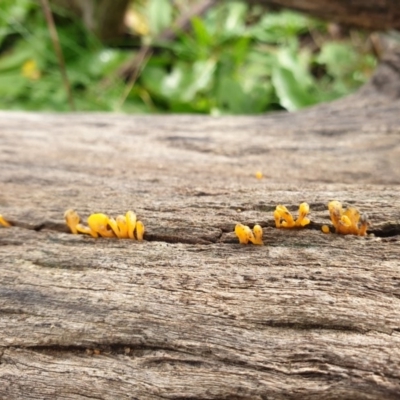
[160,59,216,102]
[147,0,173,37]
[272,66,317,111]
[0,0,34,26]
[232,36,251,65]
[191,17,212,48]
[224,1,247,35]
[183,59,216,99]
[250,10,317,42]
[0,71,27,97]
[0,47,33,72]
[141,65,168,97]
[316,42,357,79]
[216,75,247,113]
[72,49,130,79]
[160,63,188,99]
[203,1,247,40]
[276,47,314,90]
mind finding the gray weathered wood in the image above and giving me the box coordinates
[1,55,400,399]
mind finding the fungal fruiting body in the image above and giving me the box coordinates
[126,211,137,239]
[235,224,252,244]
[86,213,115,238]
[274,203,310,228]
[252,224,264,244]
[64,209,145,240]
[322,201,369,236]
[321,225,330,234]
[64,209,80,234]
[0,214,11,227]
[235,224,263,245]
[135,221,145,240]
[255,171,263,180]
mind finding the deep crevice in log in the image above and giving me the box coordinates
[2,217,400,245]
[258,321,367,334]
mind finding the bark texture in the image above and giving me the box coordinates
[248,0,400,30]
[51,0,130,41]
[0,51,400,400]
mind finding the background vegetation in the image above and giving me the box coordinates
[0,0,377,113]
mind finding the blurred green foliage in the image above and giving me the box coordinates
[0,0,377,113]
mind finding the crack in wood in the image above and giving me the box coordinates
[258,321,367,334]
[3,218,400,245]
[0,343,338,377]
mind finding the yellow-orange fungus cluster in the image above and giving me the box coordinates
[0,214,11,227]
[64,209,145,240]
[235,224,263,245]
[322,201,368,236]
[274,203,310,228]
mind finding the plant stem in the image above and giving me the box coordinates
[40,0,75,111]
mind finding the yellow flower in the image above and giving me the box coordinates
[21,59,41,80]
[125,9,150,36]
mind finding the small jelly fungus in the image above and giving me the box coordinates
[297,202,311,227]
[126,211,137,239]
[107,217,121,238]
[64,209,145,240]
[323,201,369,236]
[76,223,97,238]
[255,171,263,179]
[235,224,250,244]
[252,224,264,245]
[327,201,342,229]
[235,223,263,245]
[321,225,330,234]
[358,214,369,236]
[87,213,115,238]
[64,209,80,234]
[0,214,11,227]
[136,221,145,241]
[274,205,294,228]
[108,215,129,239]
[274,203,311,228]
[116,215,129,238]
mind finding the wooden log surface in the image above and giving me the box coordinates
[1,59,400,399]
[248,0,400,31]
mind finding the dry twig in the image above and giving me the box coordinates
[40,0,75,110]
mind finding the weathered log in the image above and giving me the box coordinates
[248,0,400,30]
[0,53,400,399]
